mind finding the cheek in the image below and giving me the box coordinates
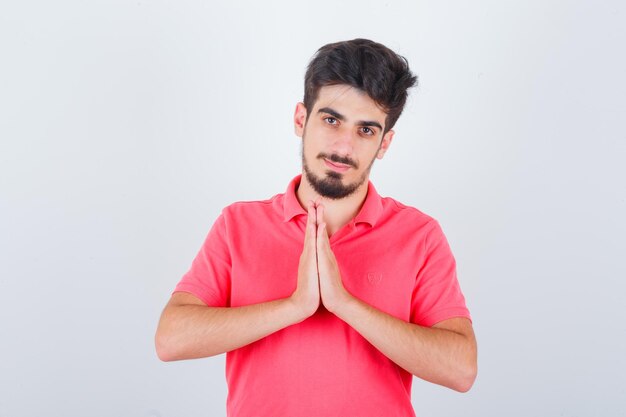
[357,143,380,162]
[302,137,319,160]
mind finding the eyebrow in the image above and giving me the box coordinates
[317,107,384,131]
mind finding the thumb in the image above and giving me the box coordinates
[317,221,329,252]
[304,200,317,251]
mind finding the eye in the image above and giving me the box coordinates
[361,127,375,136]
[324,117,338,125]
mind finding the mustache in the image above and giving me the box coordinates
[317,153,358,169]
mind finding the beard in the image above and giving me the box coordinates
[301,142,377,200]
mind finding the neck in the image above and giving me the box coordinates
[295,173,369,237]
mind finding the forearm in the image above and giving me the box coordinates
[333,296,477,392]
[156,297,305,361]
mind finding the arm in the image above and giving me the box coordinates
[332,298,477,392]
[155,201,321,362]
[315,204,477,392]
[155,292,307,361]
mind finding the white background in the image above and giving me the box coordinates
[1,1,625,416]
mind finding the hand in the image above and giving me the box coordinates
[290,200,321,320]
[315,203,351,314]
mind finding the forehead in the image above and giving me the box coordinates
[312,85,387,124]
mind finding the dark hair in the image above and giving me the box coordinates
[303,38,417,134]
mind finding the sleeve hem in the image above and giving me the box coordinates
[172,283,217,307]
[417,307,472,327]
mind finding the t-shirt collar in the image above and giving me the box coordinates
[281,174,383,227]
[281,175,307,222]
[353,180,383,227]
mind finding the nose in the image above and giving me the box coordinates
[330,127,356,157]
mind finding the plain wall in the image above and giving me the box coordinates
[1,1,625,416]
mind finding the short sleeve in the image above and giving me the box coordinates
[410,220,471,327]
[173,213,232,307]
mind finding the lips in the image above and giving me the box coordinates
[323,158,351,173]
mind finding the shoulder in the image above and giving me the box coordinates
[219,193,284,226]
[375,195,453,251]
[223,196,276,214]
[379,195,439,231]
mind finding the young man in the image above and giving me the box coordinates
[156,38,477,417]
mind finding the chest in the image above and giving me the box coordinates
[228,221,423,321]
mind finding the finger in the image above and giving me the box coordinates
[304,200,317,250]
[317,221,329,251]
[315,202,325,227]
[306,200,316,229]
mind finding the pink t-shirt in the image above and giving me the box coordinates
[174,175,471,417]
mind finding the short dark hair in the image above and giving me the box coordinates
[303,38,417,134]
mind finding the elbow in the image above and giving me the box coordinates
[155,327,219,361]
[155,309,188,362]
[155,329,178,362]
[155,345,173,363]
[452,361,477,393]
[453,337,478,393]
[453,375,476,393]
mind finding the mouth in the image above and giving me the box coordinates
[323,158,351,173]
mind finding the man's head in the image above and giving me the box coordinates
[295,39,417,199]
[303,38,417,135]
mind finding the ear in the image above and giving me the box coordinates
[376,130,394,159]
[294,102,307,137]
